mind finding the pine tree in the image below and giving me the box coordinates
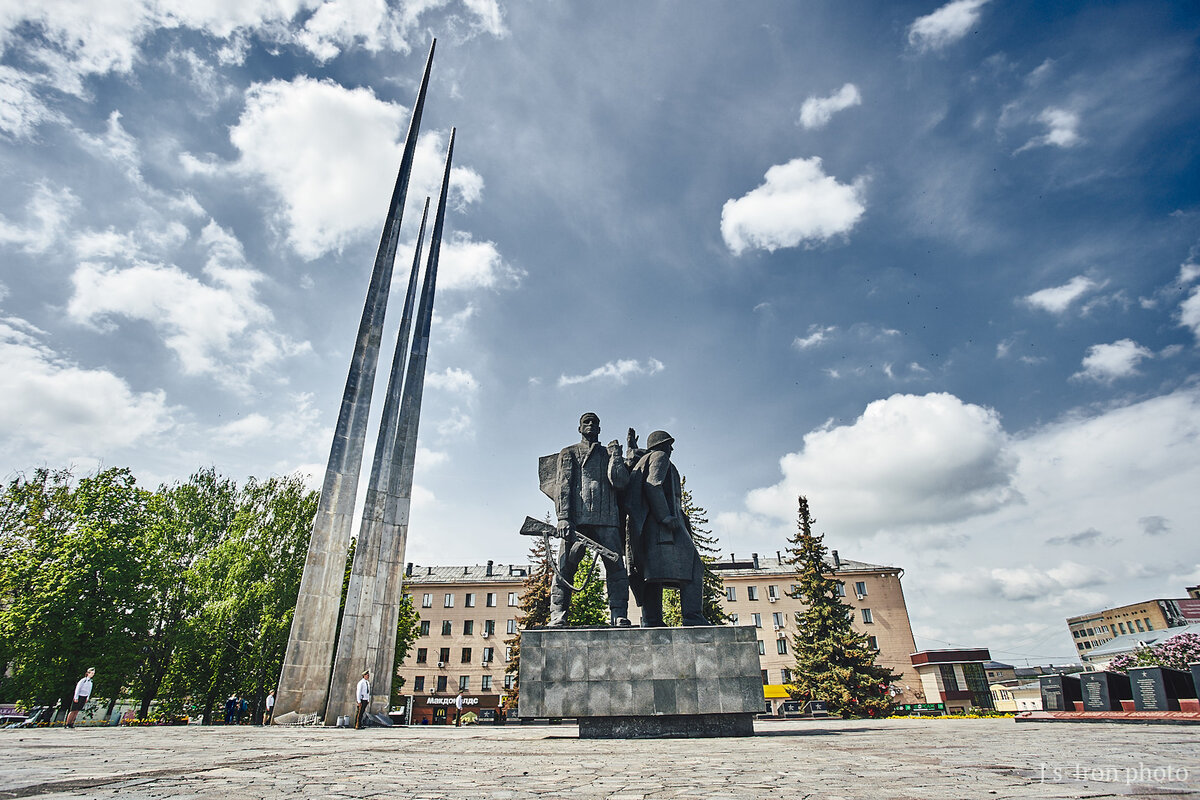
[786,496,897,718]
[662,478,728,626]
[565,550,609,627]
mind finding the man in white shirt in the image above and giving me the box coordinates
[263,690,275,725]
[454,692,464,726]
[65,667,94,729]
[354,671,371,729]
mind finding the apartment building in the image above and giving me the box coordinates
[396,548,920,719]
[1066,594,1200,662]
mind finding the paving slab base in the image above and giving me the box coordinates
[579,712,755,738]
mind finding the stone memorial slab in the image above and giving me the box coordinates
[518,625,762,738]
[1129,666,1196,712]
[1039,674,1082,712]
[1080,671,1132,712]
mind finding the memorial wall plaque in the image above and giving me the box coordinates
[1127,666,1195,711]
[1191,663,1200,699]
[1039,674,1081,712]
[1080,671,1131,712]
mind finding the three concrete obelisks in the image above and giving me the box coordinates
[275,40,454,723]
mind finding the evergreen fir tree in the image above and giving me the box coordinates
[662,478,728,626]
[786,495,897,718]
[565,550,609,627]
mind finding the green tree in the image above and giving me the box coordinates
[662,478,728,626]
[132,468,237,718]
[566,550,609,627]
[503,534,551,711]
[391,591,421,708]
[786,496,897,719]
[0,467,153,714]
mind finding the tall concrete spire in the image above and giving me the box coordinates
[325,198,429,724]
[368,128,456,707]
[274,40,436,720]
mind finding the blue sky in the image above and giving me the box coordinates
[2,0,1199,665]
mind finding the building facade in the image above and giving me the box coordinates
[1066,594,1200,663]
[395,549,921,719]
[910,649,995,713]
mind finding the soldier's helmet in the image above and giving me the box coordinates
[646,430,674,450]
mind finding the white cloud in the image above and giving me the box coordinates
[1017,106,1083,153]
[1179,286,1200,343]
[437,233,524,291]
[721,157,866,255]
[435,407,473,438]
[746,392,1016,537]
[907,0,989,52]
[432,303,476,340]
[66,220,310,390]
[557,358,666,388]
[798,83,861,130]
[1022,275,1101,313]
[230,78,487,260]
[0,66,63,139]
[0,315,172,460]
[933,561,1110,603]
[792,325,836,350]
[1073,339,1152,383]
[213,413,274,444]
[1180,262,1200,284]
[0,182,77,253]
[426,367,478,395]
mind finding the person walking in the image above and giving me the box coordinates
[224,695,237,725]
[263,690,275,725]
[64,667,94,728]
[454,691,464,726]
[354,671,371,729]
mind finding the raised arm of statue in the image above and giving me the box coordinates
[607,440,629,491]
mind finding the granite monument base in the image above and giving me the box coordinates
[518,625,763,739]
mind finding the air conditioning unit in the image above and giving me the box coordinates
[772,624,781,631]
[481,661,490,668]
[856,593,865,600]
[437,661,445,668]
[482,631,489,638]
[769,596,777,603]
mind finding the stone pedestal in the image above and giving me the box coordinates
[517,625,763,738]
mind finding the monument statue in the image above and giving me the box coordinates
[549,412,631,626]
[624,430,706,627]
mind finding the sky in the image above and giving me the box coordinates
[2,0,1199,666]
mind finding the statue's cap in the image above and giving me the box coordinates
[646,430,674,450]
[579,412,600,425]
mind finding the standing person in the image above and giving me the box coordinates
[224,695,237,725]
[454,691,464,726]
[64,667,94,728]
[354,671,371,729]
[263,690,275,725]
[624,431,706,627]
[549,412,631,626]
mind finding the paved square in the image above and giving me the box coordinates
[1,718,1197,799]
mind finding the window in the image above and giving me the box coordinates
[1073,630,1080,638]
[461,647,472,663]
[419,621,430,636]
[414,676,425,692]
[747,586,759,601]
[781,668,791,683]
[939,664,960,692]
[772,612,785,628]
[481,675,492,691]
[767,585,778,600]
[834,582,846,597]
[482,646,494,663]
[436,675,448,692]
[504,674,514,690]
[422,593,433,608]
[1145,619,1153,631]
[439,647,450,663]
[1119,622,1127,634]
[752,613,762,628]
[861,608,874,624]
[726,586,736,602]
[1135,619,1144,632]
[867,636,878,650]
[760,669,769,685]
[729,613,739,625]
[776,638,788,655]
[505,646,513,662]
[416,648,428,664]
[1086,627,1094,636]
[486,593,497,607]
[757,640,765,655]
[508,592,518,606]
[444,593,454,608]
[463,620,474,635]
[855,581,867,597]
[465,593,475,608]
[441,620,452,636]
[459,675,469,691]
[484,619,495,636]
[507,619,517,635]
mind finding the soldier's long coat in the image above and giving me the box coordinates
[624,449,700,585]
[556,441,628,528]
